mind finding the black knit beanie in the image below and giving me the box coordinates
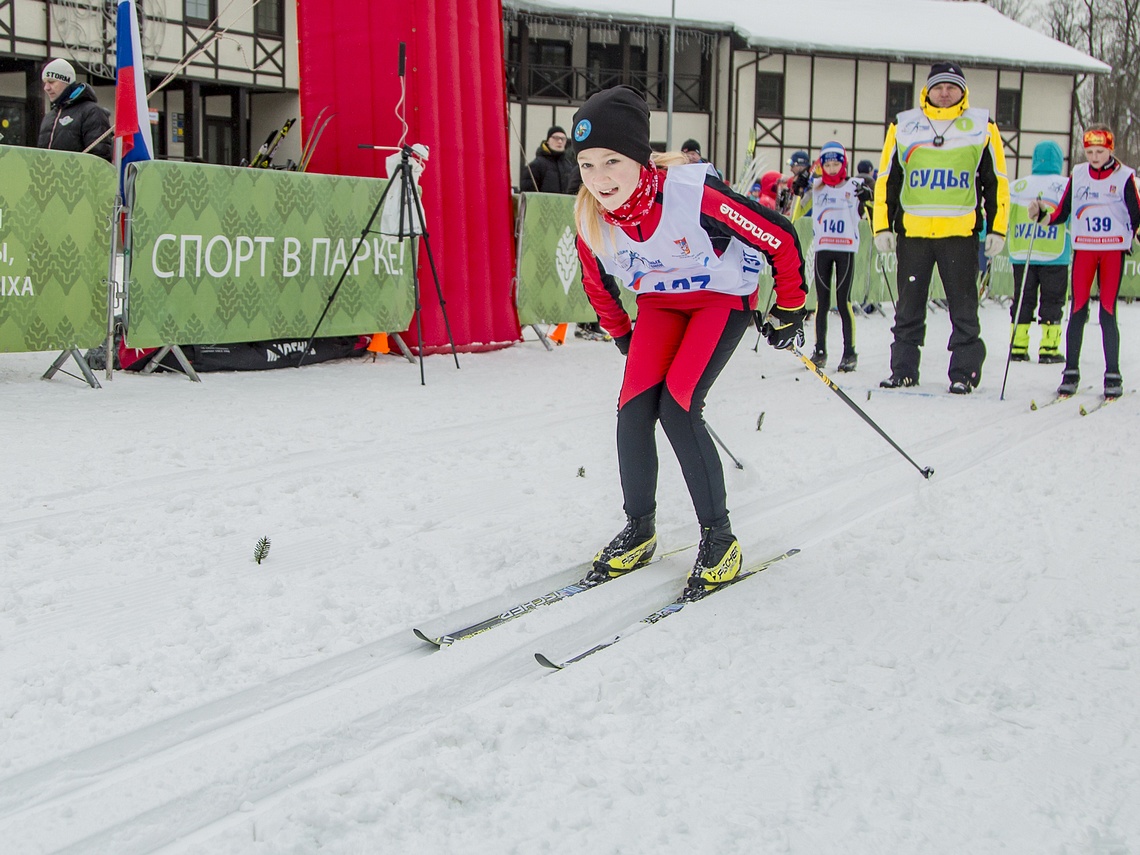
[927,62,967,91]
[571,85,652,165]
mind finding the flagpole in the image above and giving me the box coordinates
[106,136,124,381]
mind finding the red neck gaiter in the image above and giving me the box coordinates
[602,163,661,227]
[821,164,848,187]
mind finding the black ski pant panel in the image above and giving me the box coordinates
[1010,264,1068,325]
[616,308,751,528]
[1065,303,1122,376]
[891,235,983,384]
[813,250,857,355]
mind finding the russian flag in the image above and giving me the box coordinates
[114,0,153,191]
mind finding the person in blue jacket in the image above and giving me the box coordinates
[1005,141,1071,363]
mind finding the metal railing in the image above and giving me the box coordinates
[507,63,708,111]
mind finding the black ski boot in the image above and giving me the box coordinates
[586,514,657,583]
[837,351,858,372]
[1105,372,1123,399]
[880,374,918,388]
[683,522,742,598]
[1057,369,1080,397]
[810,347,827,368]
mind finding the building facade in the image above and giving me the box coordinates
[505,0,1108,189]
[0,0,300,165]
[0,0,1108,186]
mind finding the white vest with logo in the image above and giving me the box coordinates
[811,179,862,253]
[599,163,762,298]
[1068,161,1137,250]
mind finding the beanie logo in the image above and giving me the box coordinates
[573,119,592,143]
[44,72,69,82]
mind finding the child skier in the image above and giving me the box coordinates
[1028,124,1140,398]
[1006,141,1070,363]
[571,85,807,596]
[809,141,872,372]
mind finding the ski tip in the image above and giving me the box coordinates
[534,652,563,670]
[413,628,443,647]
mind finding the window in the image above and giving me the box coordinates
[586,42,624,94]
[255,0,283,36]
[996,89,1021,129]
[0,99,28,147]
[527,39,573,99]
[886,81,914,121]
[205,116,235,165]
[185,0,215,25]
[755,72,784,118]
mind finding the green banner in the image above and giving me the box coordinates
[127,161,416,348]
[515,192,636,325]
[0,145,114,354]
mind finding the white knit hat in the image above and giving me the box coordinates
[42,58,76,84]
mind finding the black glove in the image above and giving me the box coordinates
[761,305,806,350]
[613,332,632,355]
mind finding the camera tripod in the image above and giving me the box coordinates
[299,143,460,384]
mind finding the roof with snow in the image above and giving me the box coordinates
[505,0,1110,75]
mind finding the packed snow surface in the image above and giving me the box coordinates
[2,303,1138,853]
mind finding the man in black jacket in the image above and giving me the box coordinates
[520,126,581,194]
[38,58,112,162]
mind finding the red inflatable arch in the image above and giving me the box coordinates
[296,0,519,351]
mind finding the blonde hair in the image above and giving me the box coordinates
[574,151,688,256]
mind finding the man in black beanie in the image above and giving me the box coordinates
[872,60,1010,394]
[520,125,581,195]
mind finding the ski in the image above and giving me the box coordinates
[1029,393,1075,411]
[535,547,800,670]
[297,107,328,168]
[249,117,296,169]
[413,542,695,648]
[1079,391,1130,416]
[299,112,336,172]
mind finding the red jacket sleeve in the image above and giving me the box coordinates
[577,236,632,338]
[699,179,807,310]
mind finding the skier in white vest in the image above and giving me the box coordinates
[1029,124,1140,399]
[808,141,872,372]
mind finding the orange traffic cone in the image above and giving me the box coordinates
[367,333,390,354]
[548,323,568,345]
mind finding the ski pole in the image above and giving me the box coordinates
[790,345,934,479]
[999,194,1042,401]
[706,423,744,470]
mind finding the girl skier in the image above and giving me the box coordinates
[808,141,872,371]
[570,85,807,596]
[1029,124,1140,399]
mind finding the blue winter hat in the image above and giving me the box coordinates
[1031,140,1064,176]
[789,150,809,167]
[819,141,846,165]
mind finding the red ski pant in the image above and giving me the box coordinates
[1067,250,1124,374]
[616,295,752,528]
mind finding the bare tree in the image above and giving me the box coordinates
[1042,0,1140,165]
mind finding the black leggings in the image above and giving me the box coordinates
[617,304,752,528]
[814,249,856,354]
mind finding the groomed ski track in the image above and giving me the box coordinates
[0,378,1109,854]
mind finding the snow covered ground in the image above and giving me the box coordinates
[2,301,1138,854]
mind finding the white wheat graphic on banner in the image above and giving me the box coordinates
[555,227,578,295]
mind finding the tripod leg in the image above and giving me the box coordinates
[406,174,461,369]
